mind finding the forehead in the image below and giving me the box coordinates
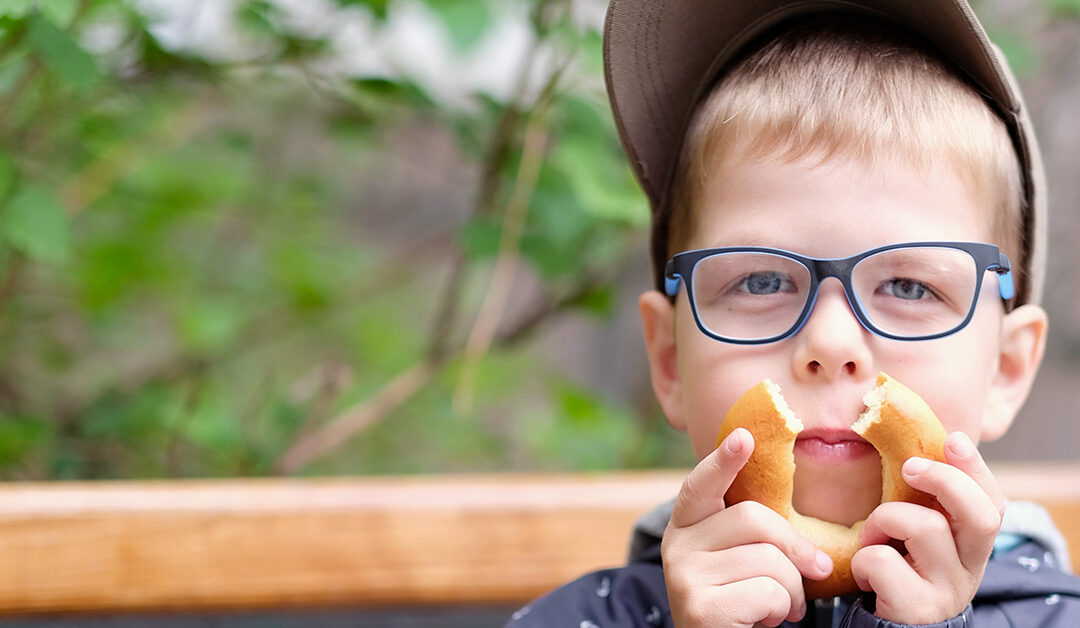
[667,21,1022,283]
[686,151,993,256]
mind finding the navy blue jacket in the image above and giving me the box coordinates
[506,501,1080,627]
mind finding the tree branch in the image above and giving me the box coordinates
[425,0,563,364]
[271,262,619,475]
[0,58,42,134]
[0,0,93,135]
[274,361,437,475]
[452,109,550,415]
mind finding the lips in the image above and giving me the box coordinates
[794,428,877,462]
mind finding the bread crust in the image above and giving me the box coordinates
[714,373,947,599]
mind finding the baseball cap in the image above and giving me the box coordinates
[603,0,1046,305]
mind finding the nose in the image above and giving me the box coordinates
[791,278,874,381]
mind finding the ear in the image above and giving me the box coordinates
[639,290,686,432]
[981,304,1048,441]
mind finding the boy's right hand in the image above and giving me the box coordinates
[662,428,834,628]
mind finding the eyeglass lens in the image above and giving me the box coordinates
[690,247,979,341]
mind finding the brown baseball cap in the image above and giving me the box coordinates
[603,0,1046,305]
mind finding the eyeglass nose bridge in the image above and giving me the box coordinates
[810,257,856,281]
[792,256,874,336]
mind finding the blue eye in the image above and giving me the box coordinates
[881,278,929,300]
[738,272,792,295]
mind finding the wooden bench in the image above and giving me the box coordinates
[0,464,1076,615]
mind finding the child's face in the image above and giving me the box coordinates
[642,151,1034,527]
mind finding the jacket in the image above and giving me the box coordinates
[505,500,1080,627]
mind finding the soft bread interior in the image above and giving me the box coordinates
[853,380,884,434]
[763,379,803,435]
[853,372,925,435]
[852,374,892,500]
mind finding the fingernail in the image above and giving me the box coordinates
[815,549,832,573]
[904,457,931,476]
[723,430,744,455]
[796,599,807,620]
[948,433,975,459]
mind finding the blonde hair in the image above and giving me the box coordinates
[668,18,1023,264]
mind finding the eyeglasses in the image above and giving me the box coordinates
[664,242,1014,344]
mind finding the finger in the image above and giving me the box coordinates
[943,432,1007,518]
[901,453,1002,570]
[851,544,929,613]
[716,577,801,628]
[669,428,754,528]
[688,501,833,580]
[706,543,808,622]
[859,501,957,583]
[667,565,797,628]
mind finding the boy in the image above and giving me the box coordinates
[507,0,1080,626]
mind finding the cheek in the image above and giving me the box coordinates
[924,388,986,441]
[675,332,732,458]
[675,319,785,459]
[880,327,999,440]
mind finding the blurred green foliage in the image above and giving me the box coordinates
[3,0,1060,481]
[0,0,694,479]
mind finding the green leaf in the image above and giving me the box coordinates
[336,0,390,21]
[136,29,214,75]
[549,19,603,74]
[559,386,607,427]
[184,387,243,452]
[576,28,604,75]
[237,0,279,36]
[425,0,491,53]
[520,231,580,277]
[984,27,1037,77]
[459,216,501,260]
[0,0,33,19]
[577,285,614,318]
[351,77,435,110]
[0,184,71,264]
[0,414,50,467]
[550,134,649,229]
[176,300,245,353]
[1047,0,1080,16]
[26,12,99,89]
[521,383,637,470]
[39,0,80,26]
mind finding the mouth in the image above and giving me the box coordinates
[794,428,877,462]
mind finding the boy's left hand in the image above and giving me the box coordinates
[851,431,1006,625]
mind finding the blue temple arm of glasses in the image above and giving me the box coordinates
[994,251,1016,301]
[997,269,1015,301]
[665,275,682,297]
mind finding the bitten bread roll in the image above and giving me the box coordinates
[714,372,947,599]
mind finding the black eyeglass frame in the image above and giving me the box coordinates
[664,241,1015,344]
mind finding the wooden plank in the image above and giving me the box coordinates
[0,472,683,613]
[0,464,1074,614]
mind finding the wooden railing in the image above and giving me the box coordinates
[0,463,1076,615]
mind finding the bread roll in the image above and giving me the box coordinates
[715,373,947,598]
